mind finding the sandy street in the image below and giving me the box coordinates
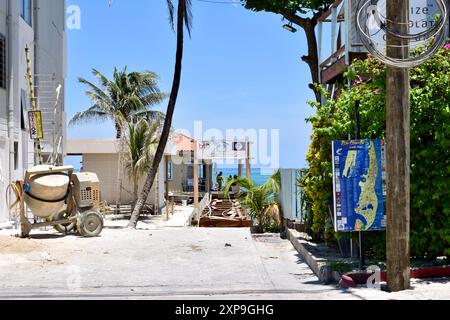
[0,210,448,300]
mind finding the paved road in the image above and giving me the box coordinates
[1,224,448,300]
[0,225,357,300]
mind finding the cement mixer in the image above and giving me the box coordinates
[15,165,104,238]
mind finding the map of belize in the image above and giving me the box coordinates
[332,140,386,232]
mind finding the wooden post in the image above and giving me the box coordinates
[165,156,170,221]
[238,160,243,177]
[205,162,210,192]
[386,0,410,292]
[193,142,199,209]
[246,142,251,181]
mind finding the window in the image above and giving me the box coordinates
[20,0,32,26]
[0,36,5,89]
[21,90,28,131]
[14,142,19,170]
[168,160,173,181]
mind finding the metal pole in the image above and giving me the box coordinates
[193,141,199,209]
[25,46,43,165]
[165,156,170,221]
[355,100,365,270]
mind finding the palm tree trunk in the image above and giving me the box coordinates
[115,120,122,139]
[128,0,186,228]
[133,176,139,208]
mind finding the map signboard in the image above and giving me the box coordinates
[332,140,386,232]
[197,140,247,160]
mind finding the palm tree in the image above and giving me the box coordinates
[128,0,192,228]
[70,67,167,139]
[124,119,160,206]
[224,171,282,233]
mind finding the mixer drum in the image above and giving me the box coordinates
[24,168,70,218]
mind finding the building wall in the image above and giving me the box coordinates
[168,160,193,193]
[0,0,66,222]
[0,0,9,222]
[34,0,66,159]
[279,169,306,223]
[83,154,166,212]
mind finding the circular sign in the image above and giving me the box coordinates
[356,0,448,67]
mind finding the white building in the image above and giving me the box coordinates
[66,139,166,212]
[0,0,67,222]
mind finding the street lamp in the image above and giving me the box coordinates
[283,22,297,33]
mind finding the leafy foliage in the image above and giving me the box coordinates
[70,67,167,138]
[124,119,160,203]
[242,0,333,15]
[304,48,450,259]
[224,171,282,233]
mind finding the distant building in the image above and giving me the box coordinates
[317,0,367,94]
[0,0,67,222]
[318,0,450,96]
[165,133,212,196]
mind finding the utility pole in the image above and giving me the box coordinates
[386,0,411,291]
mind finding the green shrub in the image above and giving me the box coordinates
[304,48,450,259]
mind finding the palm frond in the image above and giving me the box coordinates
[69,107,110,126]
[140,92,169,106]
[223,173,282,231]
[129,109,166,123]
[78,77,113,105]
[261,170,281,194]
[124,118,160,186]
[91,68,113,90]
[184,0,193,38]
[223,177,255,197]
[166,0,175,32]
[75,66,165,136]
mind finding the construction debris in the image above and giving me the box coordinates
[192,199,253,228]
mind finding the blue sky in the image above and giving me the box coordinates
[66,0,320,169]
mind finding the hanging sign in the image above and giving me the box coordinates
[197,140,247,160]
[28,110,44,140]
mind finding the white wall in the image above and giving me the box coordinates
[83,154,166,212]
[0,0,66,222]
[34,0,66,159]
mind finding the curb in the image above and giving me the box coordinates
[342,266,450,288]
[286,228,337,284]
